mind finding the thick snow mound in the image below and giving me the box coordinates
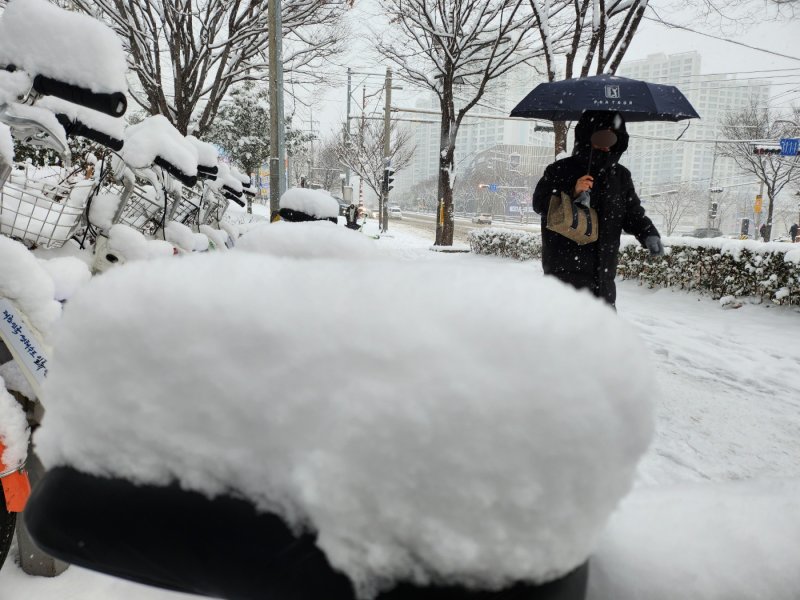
[0,0,127,94]
[0,375,29,469]
[37,256,91,302]
[165,221,209,252]
[280,187,339,219]
[589,478,800,600]
[37,254,654,597]
[0,236,61,333]
[237,220,378,259]
[107,224,175,261]
[121,115,198,177]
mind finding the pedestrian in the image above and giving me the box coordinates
[532,111,663,307]
[790,222,798,243]
[760,223,768,242]
[345,203,360,230]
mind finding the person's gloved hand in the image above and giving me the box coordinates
[645,235,665,257]
[573,190,591,208]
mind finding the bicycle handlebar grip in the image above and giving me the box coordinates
[55,114,124,151]
[224,190,246,207]
[197,165,218,180]
[154,156,198,188]
[33,74,127,118]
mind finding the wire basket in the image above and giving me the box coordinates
[0,172,91,249]
[114,182,169,237]
[168,186,203,227]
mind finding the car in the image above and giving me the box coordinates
[471,213,492,225]
[388,206,403,219]
[684,228,723,239]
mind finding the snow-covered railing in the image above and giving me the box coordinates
[469,229,800,305]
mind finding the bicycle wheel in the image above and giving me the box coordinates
[0,491,16,571]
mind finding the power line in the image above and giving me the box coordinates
[643,12,800,63]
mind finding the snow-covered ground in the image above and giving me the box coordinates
[2,219,799,599]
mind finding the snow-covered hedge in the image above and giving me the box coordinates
[469,229,800,305]
[467,227,542,261]
[618,237,800,305]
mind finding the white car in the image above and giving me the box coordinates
[388,206,403,219]
[471,213,492,225]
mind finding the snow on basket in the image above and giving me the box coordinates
[36,254,654,597]
[0,0,127,95]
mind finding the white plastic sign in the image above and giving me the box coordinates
[0,298,49,398]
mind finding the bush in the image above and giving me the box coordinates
[468,229,800,305]
[468,228,542,261]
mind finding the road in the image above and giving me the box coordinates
[384,212,542,243]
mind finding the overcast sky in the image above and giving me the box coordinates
[290,0,800,140]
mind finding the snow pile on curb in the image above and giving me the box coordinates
[37,252,654,597]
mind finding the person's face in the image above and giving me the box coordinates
[590,129,618,152]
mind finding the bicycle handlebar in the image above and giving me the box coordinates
[197,165,218,181]
[223,190,245,207]
[54,113,123,151]
[154,156,197,188]
[32,74,127,118]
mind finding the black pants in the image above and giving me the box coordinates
[26,467,588,600]
[549,271,616,307]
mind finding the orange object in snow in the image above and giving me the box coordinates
[0,442,31,513]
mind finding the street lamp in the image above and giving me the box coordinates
[340,173,346,197]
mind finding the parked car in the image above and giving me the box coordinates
[471,213,492,225]
[684,228,723,239]
[388,206,403,219]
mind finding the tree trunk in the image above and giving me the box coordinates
[435,95,456,246]
[766,190,776,240]
[554,121,569,157]
[436,152,455,246]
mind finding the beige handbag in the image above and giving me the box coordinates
[546,192,599,245]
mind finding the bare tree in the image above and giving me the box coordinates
[336,119,414,202]
[719,103,800,240]
[377,0,542,246]
[646,185,702,236]
[72,0,349,135]
[528,0,650,155]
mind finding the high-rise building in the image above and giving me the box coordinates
[402,61,553,192]
[617,52,770,197]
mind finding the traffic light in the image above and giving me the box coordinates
[752,145,781,155]
[710,202,718,218]
[382,167,395,194]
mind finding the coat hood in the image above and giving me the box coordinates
[573,111,629,174]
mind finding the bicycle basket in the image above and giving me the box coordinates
[0,173,91,249]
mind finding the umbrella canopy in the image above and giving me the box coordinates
[510,74,700,122]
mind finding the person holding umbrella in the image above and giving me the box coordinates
[532,110,664,307]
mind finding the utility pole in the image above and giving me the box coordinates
[706,143,717,230]
[345,67,352,187]
[382,67,392,233]
[268,0,286,219]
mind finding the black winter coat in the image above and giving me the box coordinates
[532,112,659,305]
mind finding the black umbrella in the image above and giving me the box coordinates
[510,74,700,122]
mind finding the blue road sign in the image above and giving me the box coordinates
[488,183,498,192]
[780,138,799,156]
